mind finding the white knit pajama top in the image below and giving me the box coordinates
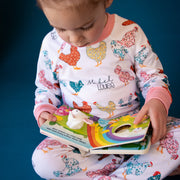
[34,14,172,125]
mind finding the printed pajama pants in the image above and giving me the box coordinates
[32,117,180,180]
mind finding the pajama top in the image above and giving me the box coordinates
[34,13,172,124]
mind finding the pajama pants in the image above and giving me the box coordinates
[32,117,180,180]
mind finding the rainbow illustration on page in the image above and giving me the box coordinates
[87,115,150,148]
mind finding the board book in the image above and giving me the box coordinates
[40,105,151,154]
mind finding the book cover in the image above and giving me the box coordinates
[40,105,151,153]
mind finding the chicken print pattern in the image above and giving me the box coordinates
[140,71,156,82]
[53,155,85,177]
[111,27,138,61]
[86,41,107,67]
[118,93,134,107]
[55,105,71,116]
[122,155,153,180]
[86,159,120,178]
[73,101,92,114]
[122,19,135,26]
[93,101,116,118]
[134,45,149,67]
[53,64,63,80]
[37,138,67,153]
[111,40,128,61]
[167,118,180,130]
[59,45,81,70]
[69,80,84,95]
[156,132,179,160]
[42,50,52,70]
[147,171,161,180]
[114,65,135,86]
[119,27,138,48]
[38,70,59,90]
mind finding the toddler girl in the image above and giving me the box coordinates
[32,0,180,179]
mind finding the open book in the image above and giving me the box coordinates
[40,105,151,154]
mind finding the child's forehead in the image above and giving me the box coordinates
[60,0,100,6]
[39,0,101,9]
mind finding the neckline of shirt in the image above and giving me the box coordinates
[89,13,115,46]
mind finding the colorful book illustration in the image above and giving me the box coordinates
[40,105,151,154]
[90,135,151,154]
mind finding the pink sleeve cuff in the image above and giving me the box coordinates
[145,87,172,114]
[34,104,58,127]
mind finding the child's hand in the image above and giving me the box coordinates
[134,99,167,144]
[39,111,57,127]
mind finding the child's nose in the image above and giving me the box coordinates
[69,31,83,44]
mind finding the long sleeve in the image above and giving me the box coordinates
[133,25,172,112]
[34,34,62,123]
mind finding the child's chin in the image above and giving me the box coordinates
[74,43,89,47]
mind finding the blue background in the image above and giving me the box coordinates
[0,0,179,179]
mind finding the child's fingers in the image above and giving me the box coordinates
[40,112,57,122]
[151,126,159,144]
[39,117,47,127]
[134,106,148,124]
[151,124,164,144]
[149,112,167,144]
[152,124,167,144]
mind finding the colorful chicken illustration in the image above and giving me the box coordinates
[69,80,84,95]
[58,42,66,53]
[120,27,138,47]
[38,70,59,89]
[111,27,138,61]
[37,138,67,153]
[140,71,156,82]
[122,155,153,180]
[86,41,107,67]
[147,171,161,180]
[134,45,149,67]
[53,155,86,177]
[86,159,120,178]
[51,31,58,40]
[48,98,53,104]
[162,75,169,88]
[73,101,92,114]
[114,65,134,86]
[54,105,71,116]
[156,132,179,160]
[59,45,81,70]
[118,93,133,107]
[111,40,128,61]
[122,19,135,26]
[167,118,180,130]
[93,101,116,118]
[42,50,52,69]
[141,79,156,92]
[53,64,63,80]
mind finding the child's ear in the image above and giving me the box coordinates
[105,0,113,8]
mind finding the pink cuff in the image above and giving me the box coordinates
[34,104,58,127]
[145,87,172,114]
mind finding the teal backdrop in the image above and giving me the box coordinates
[0,0,179,179]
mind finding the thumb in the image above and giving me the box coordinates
[134,106,148,125]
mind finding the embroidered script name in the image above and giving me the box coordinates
[87,76,115,90]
